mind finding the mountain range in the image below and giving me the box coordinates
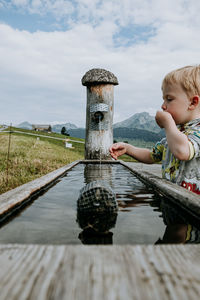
[16,112,164,141]
[113,112,161,133]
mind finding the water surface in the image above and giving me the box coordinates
[0,163,199,245]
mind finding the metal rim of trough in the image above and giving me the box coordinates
[0,159,200,224]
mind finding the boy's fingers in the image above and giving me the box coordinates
[110,145,118,152]
[113,145,120,150]
[110,153,116,159]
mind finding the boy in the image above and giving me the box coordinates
[109,65,200,194]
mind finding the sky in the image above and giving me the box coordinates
[0,0,200,127]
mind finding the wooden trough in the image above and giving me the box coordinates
[0,160,200,299]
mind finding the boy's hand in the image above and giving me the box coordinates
[156,111,190,161]
[155,111,174,128]
[109,142,127,160]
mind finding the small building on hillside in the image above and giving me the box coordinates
[32,124,52,133]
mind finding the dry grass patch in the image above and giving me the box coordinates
[0,134,83,194]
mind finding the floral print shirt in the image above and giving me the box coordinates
[150,118,200,195]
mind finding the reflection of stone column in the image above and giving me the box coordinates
[78,228,114,245]
[84,164,113,185]
[82,68,118,160]
[76,180,118,244]
[77,181,118,215]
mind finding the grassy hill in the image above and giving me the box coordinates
[0,128,84,194]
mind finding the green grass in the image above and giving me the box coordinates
[11,127,85,158]
[0,131,84,194]
[119,155,138,162]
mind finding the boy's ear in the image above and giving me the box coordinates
[189,95,200,110]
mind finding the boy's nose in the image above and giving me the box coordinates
[161,102,166,111]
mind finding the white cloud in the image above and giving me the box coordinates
[0,0,200,126]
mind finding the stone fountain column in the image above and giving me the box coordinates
[82,68,118,160]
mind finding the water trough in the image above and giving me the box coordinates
[1,69,200,299]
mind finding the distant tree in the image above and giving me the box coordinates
[61,127,66,135]
[113,139,118,143]
[61,126,70,136]
[123,141,128,143]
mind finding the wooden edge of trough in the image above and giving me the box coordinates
[119,160,200,218]
[1,243,200,300]
[0,160,81,220]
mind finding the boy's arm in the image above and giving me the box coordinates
[109,142,154,164]
[155,111,191,161]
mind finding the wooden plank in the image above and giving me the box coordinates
[0,244,200,300]
[120,161,200,218]
[124,161,162,177]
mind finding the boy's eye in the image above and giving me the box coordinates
[167,97,173,101]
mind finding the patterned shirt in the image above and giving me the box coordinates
[150,118,200,194]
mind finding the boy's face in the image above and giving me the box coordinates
[162,83,191,125]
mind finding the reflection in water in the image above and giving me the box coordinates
[84,164,113,185]
[77,180,118,244]
[77,215,117,244]
[155,199,200,244]
[117,191,155,210]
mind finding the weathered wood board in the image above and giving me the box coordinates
[0,244,200,300]
[121,161,200,218]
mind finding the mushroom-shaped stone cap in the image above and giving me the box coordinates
[82,68,118,86]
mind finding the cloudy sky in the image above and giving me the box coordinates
[0,0,200,127]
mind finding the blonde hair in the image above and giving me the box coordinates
[162,65,200,97]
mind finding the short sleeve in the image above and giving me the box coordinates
[150,139,165,162]
[188,141,195,160]
[188,130,200,159]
